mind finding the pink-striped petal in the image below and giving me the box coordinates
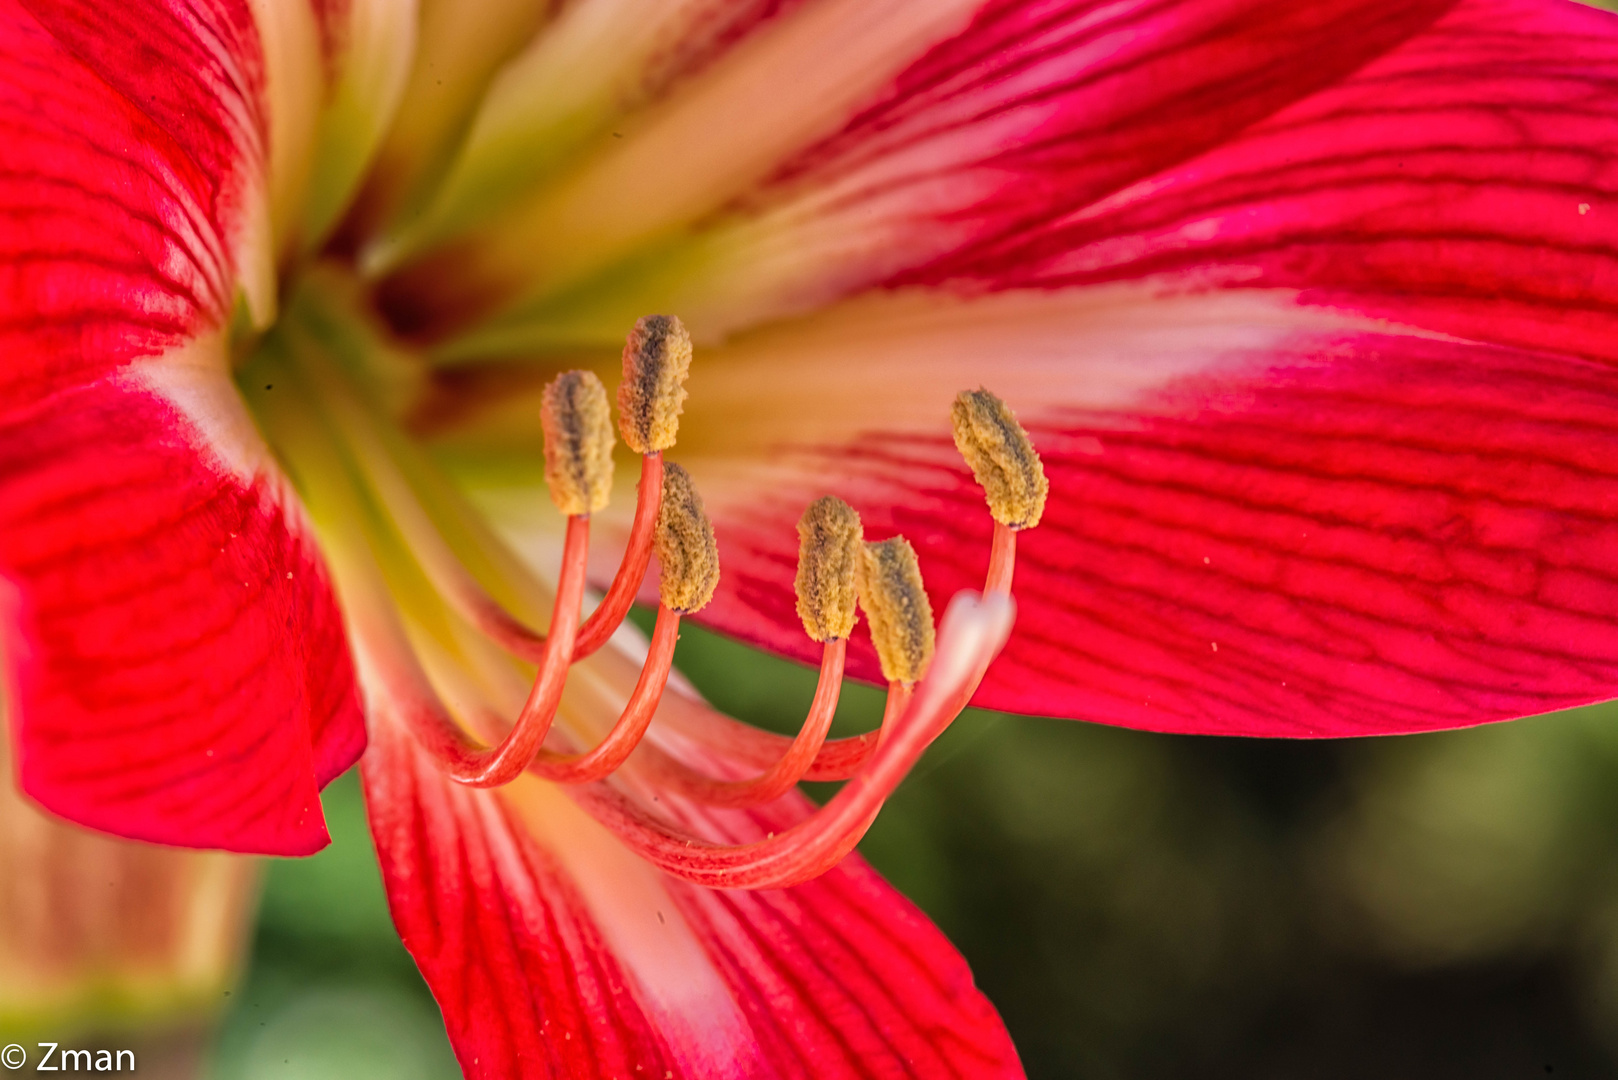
[897,0,1618,366]
[644,287,1618,737]
[0,0,363,852]
[372,0,890,268]
[363,702,1021,1078]
[440,0,1618,361]
[428,0,1618,737]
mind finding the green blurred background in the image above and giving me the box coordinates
[210,617,1618,1079]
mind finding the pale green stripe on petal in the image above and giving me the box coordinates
[350,0,553,242]
[301,0,419,251]
[403,0,984,315]
[373,0,804,269]
[245,0,323,267]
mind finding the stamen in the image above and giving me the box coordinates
[795,496,862,643]
[542,371,615,516]
[639,493,857,807]
[527,602,681,784]
[951,389,1048,530]
[384,448,659,666]
[618,314,693,455]
[514,463,717,784]
[654,462,720,613]
[858,537,935,685]
[297,304,1030,888]
[642,387,1044,781]
[567,592,1016,889]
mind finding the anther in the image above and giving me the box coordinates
[857,537,935,685]
[618,315,693,455]
[655,463,719,613]
[542,371,615,516]
[951,389,1048,529]
[794,496,861,642]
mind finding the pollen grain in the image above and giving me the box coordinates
[951,388,1048,529]
[655,462,719,613]
[795,496,862,642]
[857,537,935,685]
[618,314,693,454]
[542,371,615,516]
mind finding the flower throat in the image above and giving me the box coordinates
[238,276,1045,890]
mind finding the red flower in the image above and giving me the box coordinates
[3,0,1617,1075]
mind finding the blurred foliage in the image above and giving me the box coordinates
[210,774,459,1080]
[213,617,1618,1078]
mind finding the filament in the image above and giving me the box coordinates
[572,453,663,659]
[270,309,1038,892]
[527,602,680,784]
[641,639,847,808]
[383,515,590,787]
[986,521,1016,595]
[567,593,1015,889]
[364,448,661,666]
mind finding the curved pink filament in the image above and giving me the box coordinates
[986,520,1016,596]
[469,454,662,664]
[573,453,663,660]
[568,594,1012,889]
[527,603,680,784]
[397,515,589,786]
[641,640,847,808]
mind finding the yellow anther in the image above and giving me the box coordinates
[542,371,615,516]
[655,463,719,613]
[618,314,693,455]
[794,496,862,642]
[857,537,935,685]
[951,388,1048,529]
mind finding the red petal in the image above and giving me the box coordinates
[0,0,250,406]
[363,709,675,1078]
[687,323,1618,738]
[577,0,1618,737]
[896,0,1618,362]
[14,0,265,245]
[660,798,1023,1079]
[0,0,362,852]
[363,706,1020,1078]
[514,0,1618,353]
[1,381,363,854]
